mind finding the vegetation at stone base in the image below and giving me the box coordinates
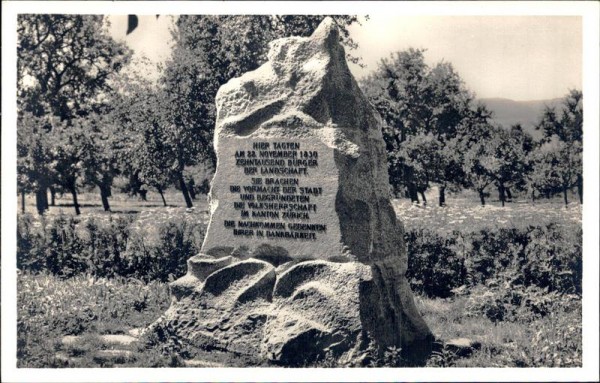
[419,290,581,367]
[16,270,581,368]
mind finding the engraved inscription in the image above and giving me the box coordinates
[202,136,342,259]
[224,141,326,240]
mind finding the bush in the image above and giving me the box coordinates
[18,212,581,298]
[17,214,45,272]
[16,213,205,282]
[405,222,582,298]
[84,217,132,278]
[405,229,467,297]
[126,220,202,282]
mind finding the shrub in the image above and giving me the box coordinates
[43,215,87,277]
[405,222,582,298]
[16,214,205,282]
[17,214,45,272]
[405,229,467,297]
[84,217,133,278]
[126,220,203,282]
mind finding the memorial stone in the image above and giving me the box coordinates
[150,17,433,366]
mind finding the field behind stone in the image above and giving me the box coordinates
[15,189,583,367]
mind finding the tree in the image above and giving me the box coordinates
[531,136,582,206]
[503,124,535,202]
[47,120,91,215]
[397,133,443,205]
[17,15,131,120]
[538,89,583,143]
[80,112,123,212]
[457,121,530,207]
[489,127,530,207]
[361,48,484,205]
[535,89,583,204]
[17,15,131,213]
[133,109,176,207]
[17,113,55,214]
[459,122,498,206]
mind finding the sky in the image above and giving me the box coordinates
[108,15,582,101]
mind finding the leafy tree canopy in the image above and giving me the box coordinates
[18,15,132,121]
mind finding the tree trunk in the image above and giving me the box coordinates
[412,187,420,204]
[99,184,111,212]
[157,186,167,207]
[42,186,49,210]
[178,173,193,208]
[405,166,419,203]
[439,186,446,207]
[188,179,197,200]
[35,187,48,215]
[21,190,26,213]
[419,190,427,206]
[577,174,583,204]
[70,186,81,215]
[563,185,569,206]
[35,189,44,215]
[505,188,512,202]
[498,184,506,207]
[479,189,486,206]
[49,186,56,206]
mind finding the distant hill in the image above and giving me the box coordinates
[479,97,563,139]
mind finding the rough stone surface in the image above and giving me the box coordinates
[151,17,433,366]
[61,335,81,346]
[263,260,372,365]
[159,258,276,356]
[128,328,142,337]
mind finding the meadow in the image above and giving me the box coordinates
[15,189,582,367]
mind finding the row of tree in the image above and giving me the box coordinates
[17,15,362,214]
[361,49,582,207]
[17,16,582,216]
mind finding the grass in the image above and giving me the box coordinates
[417,292,582,367]
[394,188,581,234]
[17,272,171,368]
[15,189,583,367]
[21,190,210,247]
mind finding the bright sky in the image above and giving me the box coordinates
[108,15,582,101]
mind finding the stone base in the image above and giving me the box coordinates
[147,253,433,366]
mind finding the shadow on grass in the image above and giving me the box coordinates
[55,203,103,208]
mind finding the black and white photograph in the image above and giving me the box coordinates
[2,1,599,382]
